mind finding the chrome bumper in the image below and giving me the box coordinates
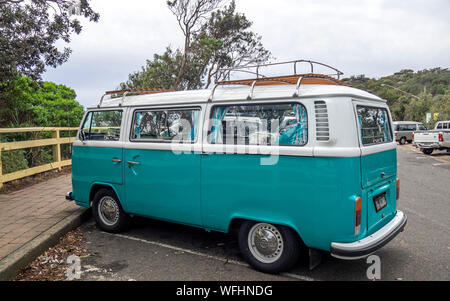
[330,210,407,260]
[414,142,441,149]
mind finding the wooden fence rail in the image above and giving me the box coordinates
[0,127,78,189]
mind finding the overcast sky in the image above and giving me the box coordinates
[42,0,450,108]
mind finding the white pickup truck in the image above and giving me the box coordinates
[413,120,450,155]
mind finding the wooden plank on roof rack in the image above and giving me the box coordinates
[216,74,347,87]
[104,88,173,95]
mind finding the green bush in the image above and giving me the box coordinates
[1,150,29,174]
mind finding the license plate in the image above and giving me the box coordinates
[374,193,387,212]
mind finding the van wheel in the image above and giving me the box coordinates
[422,149,433,155]
[399,137,407,145]
[238,221,300,274]
[92,188,130,233]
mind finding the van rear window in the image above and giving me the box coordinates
[357,106,393,146]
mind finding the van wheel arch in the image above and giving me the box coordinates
[90,184,123,208]
[229,218,304,243]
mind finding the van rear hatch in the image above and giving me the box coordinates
[356,104,398,234]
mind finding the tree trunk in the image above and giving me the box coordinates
[171,32,190,91]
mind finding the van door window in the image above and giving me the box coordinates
[444,123,449,129]
[209,103,308,146]
[407,124,417,131]
[357,106,392,146]
[80,110,122,141]
[131,108,200,142]
[418,125,427,131]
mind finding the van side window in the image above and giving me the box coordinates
[437,123,443,129]
[407,124,417,131]
[444,123,449,129]
[131,109,200,142]
[80,110,122,141]
[209,103,308,146]
[357,106,392,146]
[418,125,427,131]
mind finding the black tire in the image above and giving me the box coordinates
[238,221,301,274]
[422,149,433,155]
[92,188,130,233]
[399,137,407,145]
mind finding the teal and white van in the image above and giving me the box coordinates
[67,62,407,273]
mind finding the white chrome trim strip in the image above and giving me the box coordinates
[360,142,397,156]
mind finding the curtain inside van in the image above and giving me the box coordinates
[380,113,392,142]
[135,113,143,139]
[189,110,200,142]
[278,104,308,145]
[210,107,228,144]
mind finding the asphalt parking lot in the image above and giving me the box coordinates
[77,145,450,281]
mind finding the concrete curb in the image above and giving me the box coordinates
[0,209,91,281]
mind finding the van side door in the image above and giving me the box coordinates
[123,106,204,226]
[72,109,125,205]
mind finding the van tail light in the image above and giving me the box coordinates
[412,133,414,142]
[439,133,444,142]
[396,178,400,202]
[355,197,362,236]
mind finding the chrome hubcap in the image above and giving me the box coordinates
[98,196,119,226]
[248,223,284,264]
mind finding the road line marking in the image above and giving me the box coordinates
[433,163,450,166]
[105,232,315,281]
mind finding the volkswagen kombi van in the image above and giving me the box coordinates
[68,61,407,273]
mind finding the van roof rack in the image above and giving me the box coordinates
[219,60,344,80]
[98,88,173,108]
[209,73,348,101]
[208,60,346,101]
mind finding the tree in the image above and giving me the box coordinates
[122,0,271,91]
[343,68,450,123]
[0,0,99,83]
[119,47,200,91]
[167,0,224,91]
[0,75,84,127]
[191,0,271,88]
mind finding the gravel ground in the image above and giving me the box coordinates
[14,228,88,281]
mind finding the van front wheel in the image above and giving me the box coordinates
[238,221,300,274]
[92,189,130,233]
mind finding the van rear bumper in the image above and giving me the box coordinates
[330,210,407,260]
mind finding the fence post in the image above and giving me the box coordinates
[0,145,3,190]
[52,129,62,171]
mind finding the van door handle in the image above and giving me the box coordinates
[127,161,140,166]
[112,159,122,163]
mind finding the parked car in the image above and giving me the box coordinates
[66,62,406,274]
[393,121,427,145]
[413,120,450,155]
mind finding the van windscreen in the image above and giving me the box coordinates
[357,106,393,146]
